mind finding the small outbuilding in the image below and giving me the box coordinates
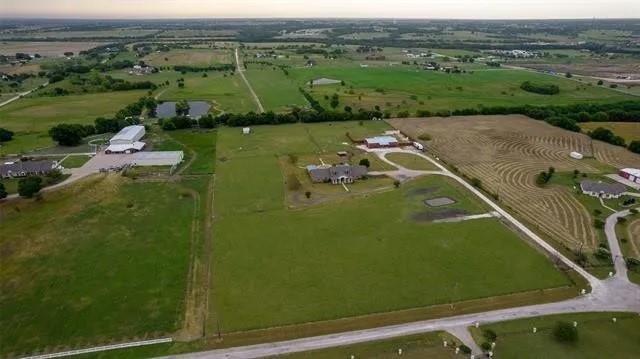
[619,168,640,184]
[365,136,399,148]
[580,180,626,199]
[570,151,583,160]
[242,127,251,135]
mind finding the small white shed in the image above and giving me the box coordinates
[242,127,251,135]
[570,151,583,160]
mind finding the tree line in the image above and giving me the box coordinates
[48,97,157,146]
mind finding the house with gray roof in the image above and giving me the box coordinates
[0,160,58,179]
[307,164,368,184]
[580,180,627,199]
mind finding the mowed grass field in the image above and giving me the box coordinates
[288,66,633,114]
[275,332,459,359]
[580,122,640,142]
[0,90,147,155]
[0,175,207,356]
[245,66,309,112]
[210,121,570,333]
[158,72,257,113]
[472,312,640,359]
[143,49,233,67]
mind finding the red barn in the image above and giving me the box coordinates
[619,168,640,184]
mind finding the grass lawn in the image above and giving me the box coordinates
[167,129,218,175]
[0,177,19,194]
[580,122,640,143]
[60,154,92,168]
[143,49,233,67]
[384,152,438,171]
[290,66,633,115]
[272,332,459,359]
[0,175,206,356]
[0,91,147,155]
[158,72,256,113]
[210,122,571,333]
[245,66,309,112]
[471,312,640,359]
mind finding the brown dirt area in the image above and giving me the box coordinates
[0,41,106,56]
[389,115,640,252]
[519,62,640,81]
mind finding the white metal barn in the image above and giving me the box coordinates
[106,125,146,154]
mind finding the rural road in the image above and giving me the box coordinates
[235,48,264,113]
[162,147,640,359]
[0,82,48,108]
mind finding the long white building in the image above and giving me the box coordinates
[106,125,146,154]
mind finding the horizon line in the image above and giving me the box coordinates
[2,16,639,21]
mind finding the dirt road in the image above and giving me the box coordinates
[235,48,264,113]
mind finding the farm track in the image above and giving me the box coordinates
[235,48,264,113]
[391,115,640,252]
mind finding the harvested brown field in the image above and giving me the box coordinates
[389,115,640,252]
[519,61,640,81]
[0,41,106,56]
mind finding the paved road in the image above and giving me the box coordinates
[163,147,639,359]
[605,209,633,280]
[235,48,264,113]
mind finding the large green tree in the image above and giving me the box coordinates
[18,176,43,198]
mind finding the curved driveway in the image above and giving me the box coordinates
[164,147,640,359]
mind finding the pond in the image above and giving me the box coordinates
[156,101,211,119]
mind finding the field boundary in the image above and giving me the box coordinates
[20,338,172,359]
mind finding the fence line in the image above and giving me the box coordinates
[21,338,173,359]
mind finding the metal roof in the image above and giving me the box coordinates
[621,168,640,177]
[580,180,626,196]
[110,125,145,143]
[106,141,145,153]
[366,136,398,146]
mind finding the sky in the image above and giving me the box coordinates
[2,0,639,19]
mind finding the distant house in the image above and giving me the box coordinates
[105,125,146,154]
[0,160,58,178]
[365,136,399,148]
[580,180,626,199]
[128,65,154,75]
[307,164,368,184]
[620,168,640,184]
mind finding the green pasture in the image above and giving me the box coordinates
[276,332,458,359]
[0,175,207,356]
[158,72,256,113]
[244,66,308,111]
[472,312,640,359]
[210,122,571,333]
[289,66,633,115]
[0,91,147,155]
[385,152,438,171]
